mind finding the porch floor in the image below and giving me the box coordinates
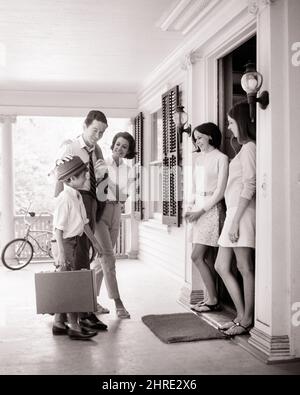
[0,259,299,375]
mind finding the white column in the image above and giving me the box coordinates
[127,214,139,259]
[287,0,300,360]
[0,115,16,248]
[247,0,299,361]
[178,52,207,305]
[126,117,139,259]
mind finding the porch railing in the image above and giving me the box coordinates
[14,213,53,261]
[13,213,129,261]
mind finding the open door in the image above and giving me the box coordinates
[217,35,256,308]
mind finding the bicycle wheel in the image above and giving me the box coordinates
[45,239,53,259]
[1,238,34,270]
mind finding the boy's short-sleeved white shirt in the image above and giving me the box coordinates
[53,185,89,238]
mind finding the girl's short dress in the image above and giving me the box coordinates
[188,201,225,247]
[218,206,255,248]
[218,141,256,249]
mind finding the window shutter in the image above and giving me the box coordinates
[161,85,181,226]
[133,112,144,219]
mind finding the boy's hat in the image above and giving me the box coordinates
[56,156,87,181]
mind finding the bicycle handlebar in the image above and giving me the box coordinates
[19,207,53,227]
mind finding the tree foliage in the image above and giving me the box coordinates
[8,116,130,214]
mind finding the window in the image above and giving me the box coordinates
[133,112,144,219]
[161,85,181,226]
[149,109,163,217]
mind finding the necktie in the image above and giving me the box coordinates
[116,168,120,202]
[88,150,97,200]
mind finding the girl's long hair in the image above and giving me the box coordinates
[228,101,256,145]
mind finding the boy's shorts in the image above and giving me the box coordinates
[62,236,80,271]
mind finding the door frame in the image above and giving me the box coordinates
[192,21,257,310]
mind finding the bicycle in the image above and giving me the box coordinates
[1,205,54,270]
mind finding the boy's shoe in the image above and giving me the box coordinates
[52,323,68,336]
[79,313,108,331]
[96,303,110,314]
[68,327,98,340]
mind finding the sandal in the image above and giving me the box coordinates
[190,300,207,308]
[116,308,131,319]
[218,320,238,331]
[96,303,110,314]
[191,303,222,313]
[223,322,252,337]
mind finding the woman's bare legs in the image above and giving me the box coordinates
[215,247,244,324]
[224,247,254,334]
[191,244,218,306]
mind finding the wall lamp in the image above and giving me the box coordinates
[174,105,191,140]
[241,62,269,122]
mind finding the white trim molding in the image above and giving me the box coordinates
[158,0,193,31]
[139,0,251,103]
[178,284,204,306]
[0,114,16,124]
[158,0,221,36]
[180,50,202,71]
[0,90,137,118]
[249,327,292,362]
[248,0,278,15]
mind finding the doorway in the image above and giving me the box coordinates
[216,35,256,308]
[218,35,256,158]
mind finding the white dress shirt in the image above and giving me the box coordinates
[104,156,134,202]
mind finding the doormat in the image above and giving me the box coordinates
[141,313,226,344]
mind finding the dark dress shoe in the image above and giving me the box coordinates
[52,324,68,336]
[81,327,98,336]
[67,327,98,340]
[79,313,108,331]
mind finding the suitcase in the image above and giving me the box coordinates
[35,269,97,314]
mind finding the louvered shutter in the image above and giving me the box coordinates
[133,112,144,219]
[161,86,181,226]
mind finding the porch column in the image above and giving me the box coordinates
[0,115,16,248]
[178,52,207,305]
[127,118,139,259]
[247,0,300,361]
[127,214,139,259]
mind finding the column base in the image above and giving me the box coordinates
[248,327,293,363]
[178,282,204,307]
[127,250,138,259]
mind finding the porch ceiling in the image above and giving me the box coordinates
[0,0,185,93]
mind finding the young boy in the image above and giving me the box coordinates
[52,156,104,340]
